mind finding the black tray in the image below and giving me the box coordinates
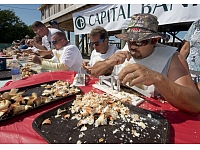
[32,99,170,144]
[0,80,81,122]
[0,69,12,80]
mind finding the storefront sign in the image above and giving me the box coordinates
[72,4,200,35]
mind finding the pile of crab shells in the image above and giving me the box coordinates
[20,64,37,78]
[0,88,37,118]
[69,91,146,132]
[0,80,80,119]
[40,80,80,99]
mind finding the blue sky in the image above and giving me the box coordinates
[0,4,42,26]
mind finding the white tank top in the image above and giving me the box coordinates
[114,43,177,97]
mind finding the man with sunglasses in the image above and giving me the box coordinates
[28,32,83,73]
[91,13,200,115]
[30,21,61,59]
[82,26,118,74]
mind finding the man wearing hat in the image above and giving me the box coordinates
[49,20,65,33]
[91,13,200,115]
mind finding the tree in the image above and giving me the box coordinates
[0,9,35,43]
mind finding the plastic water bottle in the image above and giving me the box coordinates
[10,55,22,81]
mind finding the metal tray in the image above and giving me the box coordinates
[32,99,170,144]
[0,80,81,122]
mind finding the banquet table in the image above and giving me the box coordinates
[0,70,200,144]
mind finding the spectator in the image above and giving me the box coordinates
[180,19,200,90]
[91,13,200,115]
[49,20,65,33]
[31,21,61,58]
[28,32,83,73]
[81,26,119,75]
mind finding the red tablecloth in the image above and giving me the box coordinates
[0,71,200,144]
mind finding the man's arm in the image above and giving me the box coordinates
[90,59,114,77]
[81,61,92,75]
[28,54,69,71]
[41,61,70,71]
[117,52,200,115]
[36,50,53,57]
[91,51,131,77]
[155,52,200,115]
[180,41,190,59]
[30,39,48,50]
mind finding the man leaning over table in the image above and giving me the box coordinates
[81,26,119,75]
[28,32,83,73]
[21,35,42,54]
[30,21,61,59]
[91,13,200,115]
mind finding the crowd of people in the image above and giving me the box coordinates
[5,14,200,115]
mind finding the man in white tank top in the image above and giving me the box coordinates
[91,13,200,115]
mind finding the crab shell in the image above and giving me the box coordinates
[42,118,52,125]
[0,100,11,111]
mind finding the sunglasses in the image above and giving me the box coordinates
[90,38,105,46]
[52,39,63,45]
[128,39,152,47]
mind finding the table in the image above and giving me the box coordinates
[0,71,200,144]
[0,60,48,88]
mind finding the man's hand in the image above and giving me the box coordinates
[28,39,37,47]
[81,61,92,74]
[105,50,132,66]
[12,49,21,54]
[28,54,42,65]
[21,49,33,54]
[36,50,52,57]
[118,63,158,87]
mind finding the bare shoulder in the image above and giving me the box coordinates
[171,51,189,67]
[169,52,196,88]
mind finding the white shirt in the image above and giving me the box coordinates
[52,43,83,73]
[42,28,61,50]
[113,43,177,97]
[89,44,119,66]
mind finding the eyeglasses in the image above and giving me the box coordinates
[128,39,152,47]
[51,39,63,45]
[90,38,105,46]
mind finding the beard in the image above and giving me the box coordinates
[129,49,143,59]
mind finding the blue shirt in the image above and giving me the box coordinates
[18,45,28,51]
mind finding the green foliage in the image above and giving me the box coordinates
[0,9,35,43]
